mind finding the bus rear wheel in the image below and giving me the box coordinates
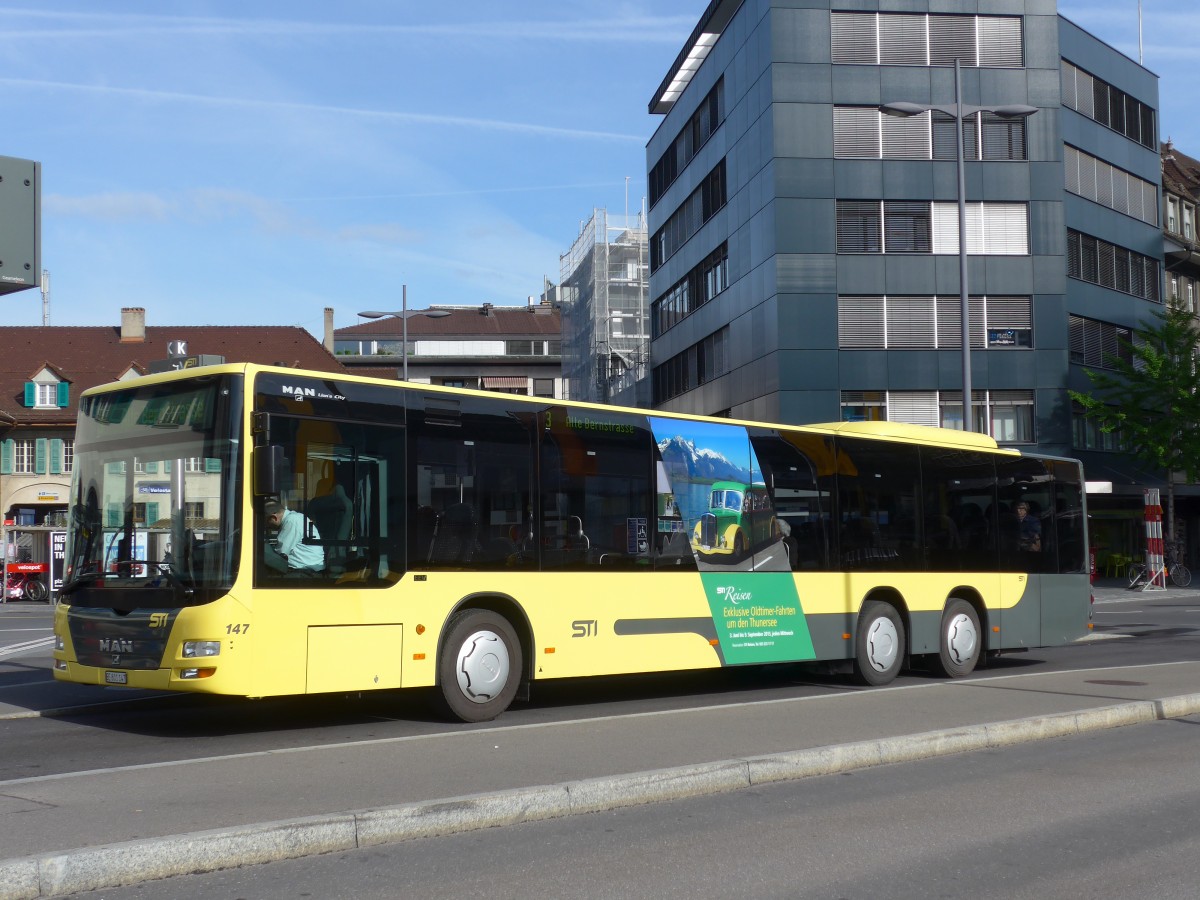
[854,600,905,686]
[934,598,980,678]
[436,609,522,723]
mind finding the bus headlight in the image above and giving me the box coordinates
[182,641,221,658]
[55,634,65,651]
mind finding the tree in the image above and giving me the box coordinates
[1069,304,1200,542]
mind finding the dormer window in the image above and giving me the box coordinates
[24,378,69,408]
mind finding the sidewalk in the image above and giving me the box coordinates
[2,648,1199,898]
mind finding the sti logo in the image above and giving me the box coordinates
[716,585,752,605]
[281,385,317,399]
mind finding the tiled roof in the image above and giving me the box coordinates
[1162,141,1200,202]
[0,323,347,427]
[336,304,561,339]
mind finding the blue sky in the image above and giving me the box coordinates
[0,2,692,334]
[0,2,1191,337]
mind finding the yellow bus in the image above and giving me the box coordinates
[52,364,1092,722]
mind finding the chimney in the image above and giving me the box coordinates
[120,307,146,343]
[323,307,335,352]
[480,302,494,316]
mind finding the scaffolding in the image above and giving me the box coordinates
[559,208,649,404]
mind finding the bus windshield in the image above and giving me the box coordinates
[63,375,243,607]
[711,489,742,512]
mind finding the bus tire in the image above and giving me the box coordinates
[853,600,904,686]
[934,598,980,678]
[436,609,522,723]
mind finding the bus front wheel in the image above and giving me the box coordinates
[854,601,904,686]
[436,609,522,723]
[934,599,980,678]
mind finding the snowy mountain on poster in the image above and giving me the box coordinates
[656,435,750,484]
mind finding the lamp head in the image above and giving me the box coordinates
[989,104,1038,120]
[879,101,930,118]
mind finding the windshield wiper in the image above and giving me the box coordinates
[59,571,105,595]
[110,559,194,595]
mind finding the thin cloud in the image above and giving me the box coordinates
[286,181,632,203]
[0,8,694,44]
[44,191,174,221]
[0,77,645,143]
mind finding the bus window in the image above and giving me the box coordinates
[255,417,405,586]
[1051,460,1086,574]
[750,431,831,571]
[409,399,533,571]
[997,456,1053,573]
[920,447,998,571]
[540,408,653,569]
[835,437,922,571]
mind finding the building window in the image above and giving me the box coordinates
[533,378,555,398]
[843,390,1033,442]
[1184,203,1195,239]
[650,160,727,272]
[35,384,57,408]
[1068,315,1134,369]
[652,243,728,337]
[1066,229,1160,302]
[831,12,1023,67]
[650,79,724,210]
[62,440,74,474]
[989,391,1035,443]
[1072,403,1124,451]
[840,391,887,422]
[834,107,1027,161]
[1167,196,1180,234]
[25,380,68,409]
[12,439,34,474]
[652,326,729,404]
[836,201,1028,255]
[1062,60,1156,150]
[185,502,205,520]
[838,296,1032,349]
[1065,145,1158,226]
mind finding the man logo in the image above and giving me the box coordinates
[281,385,317,399]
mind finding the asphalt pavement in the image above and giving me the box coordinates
[1,582,1199,899]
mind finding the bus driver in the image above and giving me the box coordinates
[264,499,325,574]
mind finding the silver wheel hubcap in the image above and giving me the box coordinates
[945,612,978,665]
[455,629,510,704]
[865,617,899,673]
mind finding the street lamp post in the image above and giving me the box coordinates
[359,284,451,380]
[880,60,1036,433]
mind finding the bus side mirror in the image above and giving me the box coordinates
[253,445,285,497]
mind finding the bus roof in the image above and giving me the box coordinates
[79,362,1017,456]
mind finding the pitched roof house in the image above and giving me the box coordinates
[333,300,562,397]
[0,307,346,529]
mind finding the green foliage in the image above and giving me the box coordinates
[1069,305,1200,484]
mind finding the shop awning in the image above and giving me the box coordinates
[482,377,527,389]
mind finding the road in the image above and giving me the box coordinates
[65,710,1200,900]
[0,582,1198,897]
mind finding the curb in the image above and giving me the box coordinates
[4,692,1199,899]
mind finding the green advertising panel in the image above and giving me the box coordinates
[699,572,815,664]
[649,416,816,665]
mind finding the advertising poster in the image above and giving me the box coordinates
[648,417,815,665]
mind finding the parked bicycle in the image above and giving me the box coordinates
[3,570,48,602]
[1127,541,1191,588]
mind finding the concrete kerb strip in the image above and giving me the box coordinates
[4,693,1200,900]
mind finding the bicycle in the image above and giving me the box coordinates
[1126,544,1191,588]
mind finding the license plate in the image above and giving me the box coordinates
[104,671,128,685]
